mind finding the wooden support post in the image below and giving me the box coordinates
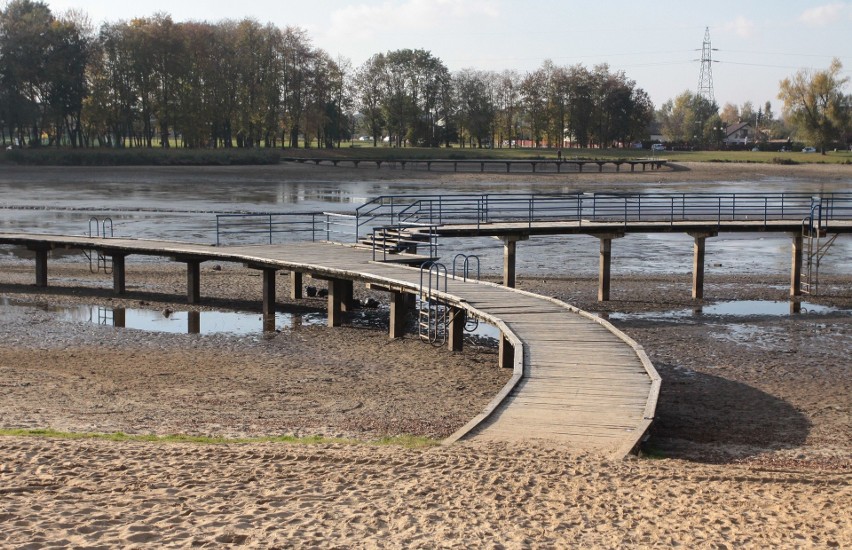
[595,234,623,302]
[693,236,706,300]
[112,254,126,296]
[501,234,528,288]
[688,231,716,300]
[389,291,410,339]
[327,279,344,327]
[598,237,612,302]
[448,307,466,352]
[185,259,201,304]
[262,268,276,315]
[791,234,803,297]
[188,311,200,334]
[34,247,48,288]
[340,279,354,312]
[504,238,517,288]
[499,335,514,369]
[290,271,303,300]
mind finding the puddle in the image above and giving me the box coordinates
[1,297,500,344]
[606,300,846,321]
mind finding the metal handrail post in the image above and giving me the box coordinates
[382,227,387,262]
[764,197,768,227]
[670,197,674,227]
[484,194,490,224]
[268,214,273,244]
[529,195,534,229]
[216,216,220,246]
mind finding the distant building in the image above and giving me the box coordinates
[723,122,754,146]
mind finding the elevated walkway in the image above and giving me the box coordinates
[0,234,658,458]
[356,192,852,299]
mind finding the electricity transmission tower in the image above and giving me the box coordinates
[696,26,716,104]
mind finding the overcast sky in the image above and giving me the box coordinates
[41,0,852,111]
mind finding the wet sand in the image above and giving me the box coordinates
[1,162,850,547]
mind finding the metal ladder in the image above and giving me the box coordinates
[83,216,114,274]
[801,201,838,295]
[453,254,481,333]
[418,261,448,346]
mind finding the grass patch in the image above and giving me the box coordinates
[772,157,800,165]
[0,428,440,448]
[638,442,667,460]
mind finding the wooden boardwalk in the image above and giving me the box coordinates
[283,156,667,174]
[0,234,659,457]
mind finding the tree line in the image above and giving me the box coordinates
[0,0,653,149]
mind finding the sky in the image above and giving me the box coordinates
[37,0,852,112]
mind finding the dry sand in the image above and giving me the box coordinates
[0,161,850,547]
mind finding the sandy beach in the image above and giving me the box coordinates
[0,161,850,547]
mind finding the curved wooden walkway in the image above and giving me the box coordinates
[0,234,659,457]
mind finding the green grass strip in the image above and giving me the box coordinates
[0,428,439,448]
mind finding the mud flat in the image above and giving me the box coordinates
[0,207,850,546]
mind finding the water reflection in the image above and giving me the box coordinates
[69,305,329,335]
[606,300,844,321]
[1,298,500,344]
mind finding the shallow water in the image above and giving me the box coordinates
[0,174,849,277]
[0,298,502,343]
[605,300,847,321]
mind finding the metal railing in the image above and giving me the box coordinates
[215,212,356,246]
[370,223,440,261]
[356,192,852,231]
[217,192,851,248]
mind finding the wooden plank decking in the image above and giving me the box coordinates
[0,234,659,457]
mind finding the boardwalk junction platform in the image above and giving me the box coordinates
[2,191,849,457]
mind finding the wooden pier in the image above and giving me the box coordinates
[283,157,667,174]
[0,233,659,457]
[422,219,852,300]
